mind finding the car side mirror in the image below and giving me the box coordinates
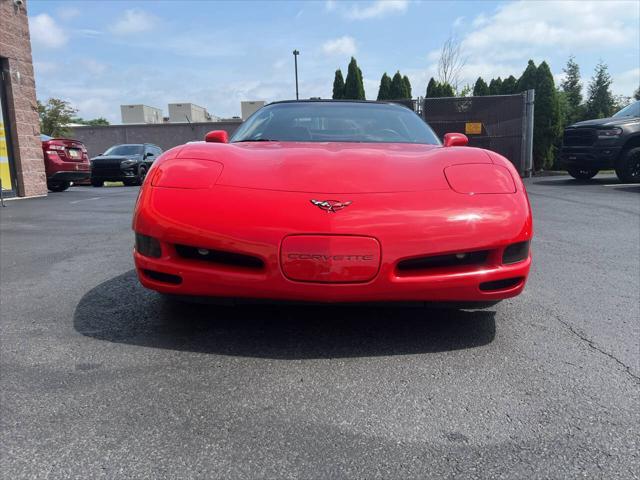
[144,152,154,158]
[443,133,469,147]
[205,130,229,143]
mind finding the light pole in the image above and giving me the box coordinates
[292,49,299,100]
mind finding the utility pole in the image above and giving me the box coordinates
[292,50,300,100]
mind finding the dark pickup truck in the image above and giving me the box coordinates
[560,101,639,182]
[90,143,163,187]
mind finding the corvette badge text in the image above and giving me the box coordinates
[287,254,374,262]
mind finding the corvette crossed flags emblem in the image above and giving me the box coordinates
[310,199,352,213]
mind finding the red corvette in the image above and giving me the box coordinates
[133,101,532,307]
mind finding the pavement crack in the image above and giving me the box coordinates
[554,313,640,383]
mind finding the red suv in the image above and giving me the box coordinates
[41,134,91,192]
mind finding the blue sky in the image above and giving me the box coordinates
[28,0,640,122]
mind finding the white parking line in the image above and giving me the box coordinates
[69,197,102,204]
[604,184,639,187]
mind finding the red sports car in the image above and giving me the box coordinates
[133,100,532,307]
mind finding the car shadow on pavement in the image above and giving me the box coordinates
[74,270,496,359]
[531,176,621,187]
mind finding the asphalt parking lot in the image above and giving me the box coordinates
[1,175,638,479]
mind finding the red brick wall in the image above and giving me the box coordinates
[0,0,47,197]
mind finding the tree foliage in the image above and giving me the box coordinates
[37,98,77,137]
[517,60,538,92]
[402,75,412,99]
[376,73,392,100]
[532,61,561,170]
[585,61,615,119]
[426,77,454,97]
[343,57,365,100]
[472,77,489,96]
[489,77,503,95]
[389,71,405,99]
[501,75,518,94]
[560,56,584,123]
[332,69,345,100]
[73,117,110,126]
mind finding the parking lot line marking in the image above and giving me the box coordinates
[604,184,639,187]
[70,197,102,204]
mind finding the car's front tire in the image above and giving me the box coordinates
[91,179,104,187]
[136,166,147,186]
[567,167,599,180]
[47,180,70,192]
[615,147,640,183]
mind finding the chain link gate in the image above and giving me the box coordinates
[423,91,534,176]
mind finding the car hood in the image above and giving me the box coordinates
[568,116,639,128]
[175,141,494,193]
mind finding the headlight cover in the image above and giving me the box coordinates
[151,158,224,189]
[444,164,516,194]
[597,127,622,139]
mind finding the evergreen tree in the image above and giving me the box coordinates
[517,60,538,92]
[389,71,405,99]
[473,77,489,96]
[439,82,455,97]
[344,58,365,100]
[560,56,583,123]
[533,61,561,170]
[402,75,412,99]
[426,77,438,97]
[332,69,345,100]
[377,73,392,100]
[585,61,615,118]
[501,75,518,94]
[489,77,503,95]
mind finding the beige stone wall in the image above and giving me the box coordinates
[0,0,47,197]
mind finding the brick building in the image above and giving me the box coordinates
[0,0,47,197]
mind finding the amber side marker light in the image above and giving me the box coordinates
[502,241,530,265]
[135,233,161,258]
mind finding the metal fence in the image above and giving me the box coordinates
[423,91,534,176]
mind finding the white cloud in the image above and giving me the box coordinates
[81,59,108,76]
[109,9,158,35]
[345,0,409,20]
[461,1,639,62]
[613,67,640,97]
[322,36,357,56]
[57,7,81,21]
[29,14,68,49]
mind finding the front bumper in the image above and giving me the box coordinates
[132,185,533,304]
[48,170,90,182]
[560,145,621,170]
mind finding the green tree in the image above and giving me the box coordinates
[343,57,365,100]
[389,71,405,99]
[426,77,438,97]
[377,73,391,100]
[472,77,489,96]
[73,117,110,126]
[37,98,77,137]
[517,60,538,92]
[439,82,455,97]
[533,61,561,170]
[459,84,473,97]
[585,61,615,118]
[332,69,345,99]
[501,75,518,94]
[489,77,503,95]
[402,75,412,99]
[560,56,584,123]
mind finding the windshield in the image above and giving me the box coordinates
[230,102,441,144]
[104,145,143,156]
[612,101,639,118]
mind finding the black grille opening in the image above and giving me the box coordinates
[397,250,490,273]
[479,277,523,292]
[563,128,596,147]
[502,241,530,264]
[143,269,182,285]
[175,245,264,270]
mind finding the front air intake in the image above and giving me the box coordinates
[397,250,490,274]
[175,244,264,270]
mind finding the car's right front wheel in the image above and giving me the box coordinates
[567,167,599,180]
[615,147,640,183]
